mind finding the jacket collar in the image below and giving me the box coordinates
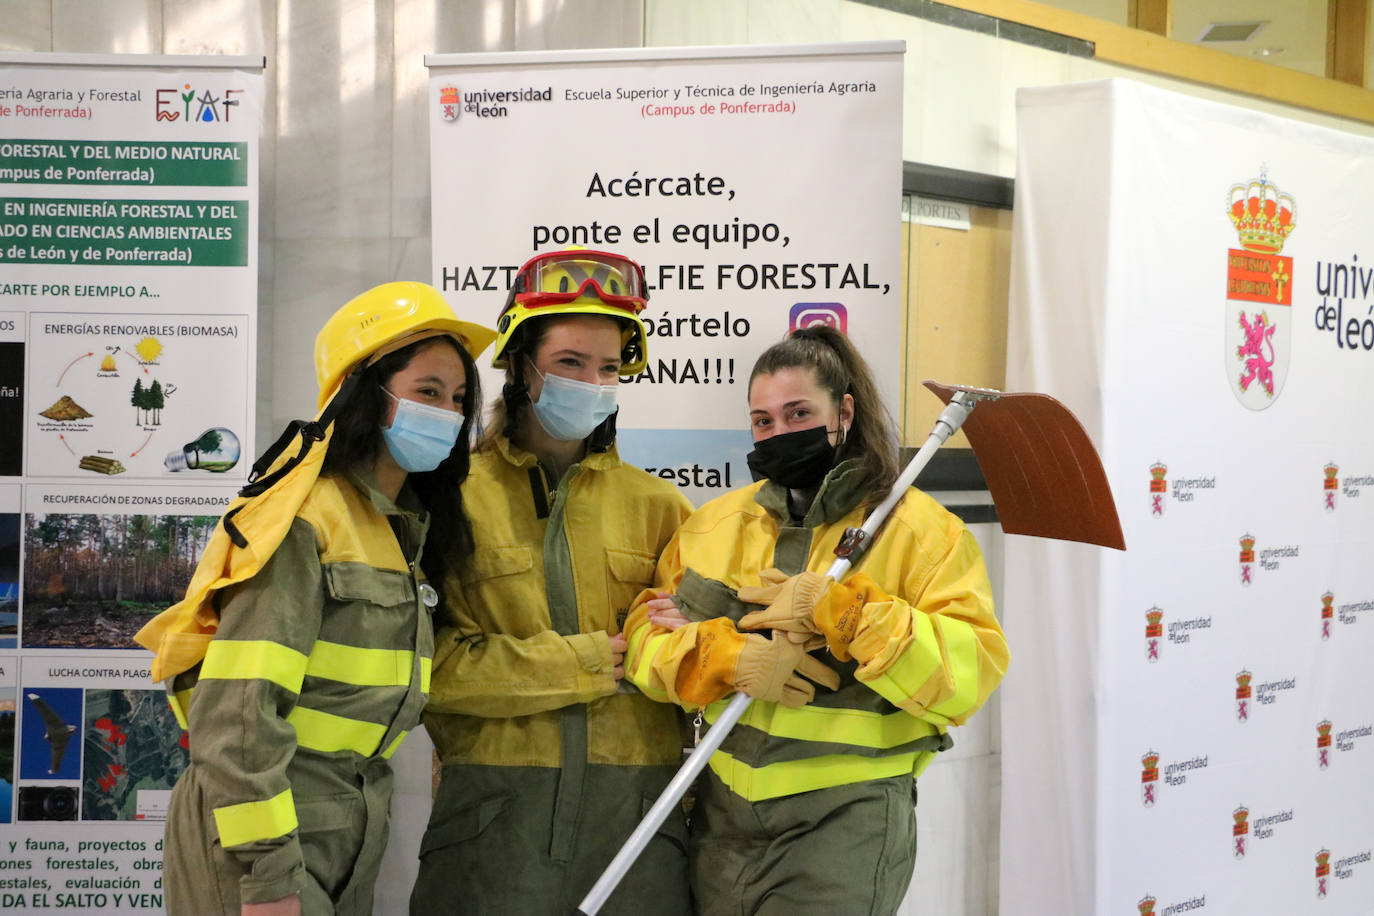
[754,458,866,527]
[491,433,623,473]
[342,467,425,519]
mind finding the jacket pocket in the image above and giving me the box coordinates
[465,546,534,582]
[296,792,366,900]
[641,791,689,855]
[418,793,511,859]
[324,562,414,608]
[606,547,657,629]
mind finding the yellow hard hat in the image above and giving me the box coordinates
[314,281,497,408]
[492,248,649,375]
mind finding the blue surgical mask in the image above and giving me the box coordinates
[380,387,463,472]
[529,361,618,441]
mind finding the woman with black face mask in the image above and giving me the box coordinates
[623,325,1009,916]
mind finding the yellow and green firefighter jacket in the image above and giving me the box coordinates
[423,435,693,767]
[625,459,1009,802]
[164,470,435,909]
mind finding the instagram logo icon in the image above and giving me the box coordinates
[789,302,848,333]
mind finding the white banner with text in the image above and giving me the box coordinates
[0,52,262,913]
[426,42,904,505]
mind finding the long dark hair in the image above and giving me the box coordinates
[748,326,900,507]
[479,314,618,454]
[321,335,481,600]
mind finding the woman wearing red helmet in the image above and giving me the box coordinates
[413,249,693,915]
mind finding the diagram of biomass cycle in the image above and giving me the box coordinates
[25,312,249,480]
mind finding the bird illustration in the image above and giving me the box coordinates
[26,692,77,774]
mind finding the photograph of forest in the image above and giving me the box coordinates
[22,512,218,649]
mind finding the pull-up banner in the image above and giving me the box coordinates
[0,52,262,913]
[1000,79,1374,915]
[425,42,904,505]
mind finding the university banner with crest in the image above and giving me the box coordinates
[0,53,262,912]
[424,42,904,507]
[999,79,1374,914]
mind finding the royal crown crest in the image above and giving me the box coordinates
[1322,593,1335,619]
[1233,807,1250,834]
[1239,535,1256,563]
[1236,671,1252,697]
[1324,463,1339,511]
[1140,751,1160,806]
[1138,896,1157,916]
[1316,849,1331,875]
[1225,171,1294,410]
[1146,607,1164,636]
[439,85,461,122]
[1229,177,1296,255]
[1148,462,1168,516]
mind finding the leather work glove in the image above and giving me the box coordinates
[733,632,840,708]
[810,571,888,662]
[736,568,832,646]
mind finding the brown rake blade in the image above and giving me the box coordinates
[923,381,1125,551]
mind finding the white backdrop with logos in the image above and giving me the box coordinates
[999,79,1374,915]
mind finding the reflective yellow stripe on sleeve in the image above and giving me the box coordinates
[627,629,671,700]
[381,730,409,759]
[706,749,920,802]
[213,788,297,848]
[858,613,949,723]
[166,690,192,730]
[309,642,414,683]
[926,618,980,719]
[420,656,431,694]
[287,705,388,756]
[305,641,414,687]
[710,698,941,750]
[201,640,308,694]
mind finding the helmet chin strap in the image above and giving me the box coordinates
[221,368,361,548]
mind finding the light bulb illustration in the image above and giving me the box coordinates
[165,427,241,472]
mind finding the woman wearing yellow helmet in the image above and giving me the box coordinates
[145,282,495,916]
[412,250,694,915]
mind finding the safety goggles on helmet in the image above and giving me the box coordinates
[492,249,651,375]
[506,249,649,312]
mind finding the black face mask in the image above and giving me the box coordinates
[746,425,838,489]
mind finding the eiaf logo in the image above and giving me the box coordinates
[1225,171,1295,410]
